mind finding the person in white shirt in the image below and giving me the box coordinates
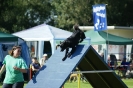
[40,54,48,67]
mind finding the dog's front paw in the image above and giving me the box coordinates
[62,57,67,61]
[67,53,71,58]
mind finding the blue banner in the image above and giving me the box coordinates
[92,4,107,31]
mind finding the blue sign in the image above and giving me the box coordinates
[92,4,107,31]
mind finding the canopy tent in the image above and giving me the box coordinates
[85,30,133,45]
[13,24,72,59]
[0,32,18,42]
[0,32,31,66]
[85,30,133,63]
[12,24,72,41]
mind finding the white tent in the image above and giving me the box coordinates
[13,24,72,59]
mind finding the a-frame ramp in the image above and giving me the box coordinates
[25,45,127,88]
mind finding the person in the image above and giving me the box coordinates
[129,54,133,71]
[31,57,41,76]
[100,52,104,61]
[40,54,48,67]
[120,57,130,77]
[109,54,118,70]
[0,46,28,88]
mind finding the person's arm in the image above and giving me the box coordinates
[13,66,27,73]
[0,64,6,76]
[40,59,44,67]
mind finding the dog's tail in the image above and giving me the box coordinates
[56,44,60,50]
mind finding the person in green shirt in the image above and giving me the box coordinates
[0,46,28,88]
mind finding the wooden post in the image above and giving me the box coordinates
[29,64,32,80]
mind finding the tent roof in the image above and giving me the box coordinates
[0,32,18,42]
[13,24,72,41]
[49,25,72,39]
[85,30,133,45]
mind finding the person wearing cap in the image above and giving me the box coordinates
[40,54,48,67]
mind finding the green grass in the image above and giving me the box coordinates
[0,79,132,88]
[63,79,133,88]
[122,79,133,88]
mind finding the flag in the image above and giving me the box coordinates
[92,4,107,31]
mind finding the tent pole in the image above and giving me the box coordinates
[106,29,109,63]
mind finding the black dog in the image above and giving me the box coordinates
[56,25,86,61]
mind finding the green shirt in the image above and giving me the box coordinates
[3,55,28,84]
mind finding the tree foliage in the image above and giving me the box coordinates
[52,0,133,30]
[52,0,94,31]
[1,0,133,33]
[107,0,133,26]
[0,0,52,33]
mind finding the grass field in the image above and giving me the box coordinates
[21,79,131,88]
[63,79,133,88]
[0,79,132,88]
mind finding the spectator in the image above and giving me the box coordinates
[129,54,133,71]
[100,52,104,61]
[109,54,118,69]
[31,57,41,76]
[120,57,130,77]
[40,54,48,67]
[0,46,28,88]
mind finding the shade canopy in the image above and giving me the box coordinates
[85,30,133,45]
[0,32,18,42]
[13,24,72,41]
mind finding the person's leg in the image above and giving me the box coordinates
[2,83,12,88]
[12,81,24,88]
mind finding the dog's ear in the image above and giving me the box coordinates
[56,44,60,50]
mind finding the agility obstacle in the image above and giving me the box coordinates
[70,70,114,88]
[71,70,114,74]
[26,45,128,88]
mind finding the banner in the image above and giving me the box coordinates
[92,4,107,31]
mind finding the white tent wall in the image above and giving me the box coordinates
[26,41,38,58]
[126,45,132,61]
[38,41,44,59]
[34,41,38,57]
[50,39,55,54]
[37,40,55,59]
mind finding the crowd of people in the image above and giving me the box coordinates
[106,53,133,78]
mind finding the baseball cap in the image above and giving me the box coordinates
[43,54,47,56]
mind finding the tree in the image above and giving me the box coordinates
[52,0,133,30]
[107,0,133,26]
[52,0,106,31]
[0,0,53,33]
